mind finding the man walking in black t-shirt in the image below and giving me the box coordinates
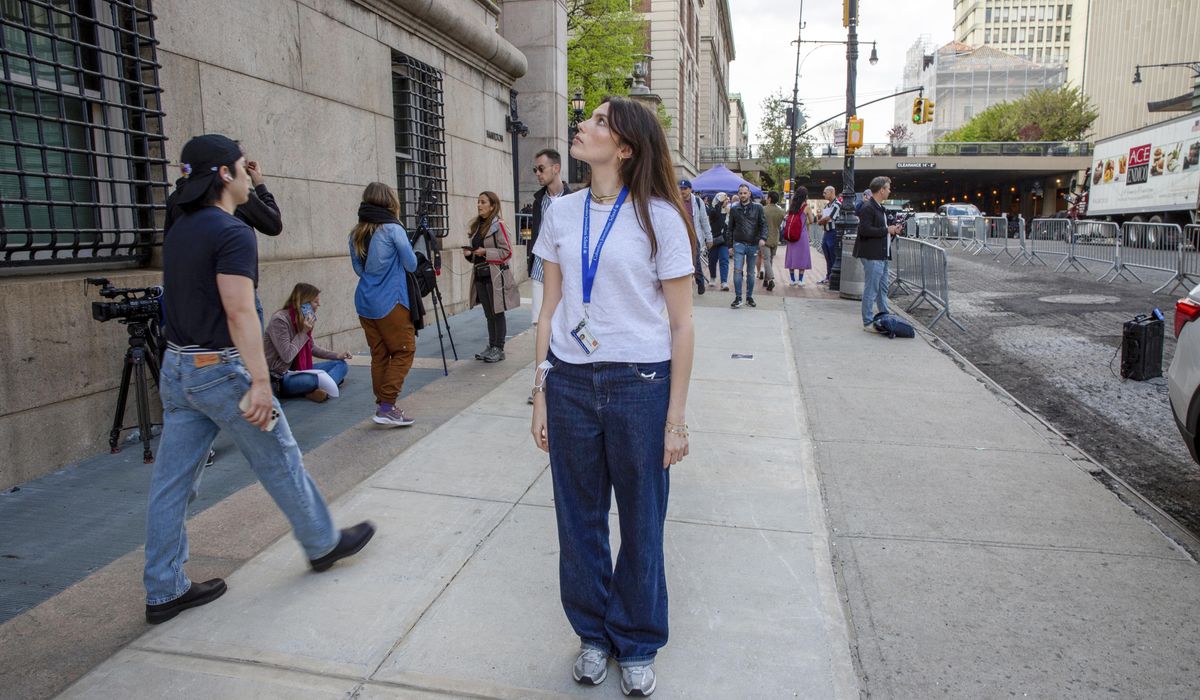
[143,134,374,625]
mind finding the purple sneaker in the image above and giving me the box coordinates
[373,407,415,427]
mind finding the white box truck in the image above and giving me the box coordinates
[1082,112,1200,226]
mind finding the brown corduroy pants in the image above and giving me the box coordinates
[359,303,415,405]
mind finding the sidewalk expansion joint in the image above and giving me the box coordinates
[811,436,1065,455]
[365,482,548,506]
[835,532,1192,561]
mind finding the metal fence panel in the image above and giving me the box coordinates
[891,237,966,331]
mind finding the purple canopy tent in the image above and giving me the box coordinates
[690,164,763,198]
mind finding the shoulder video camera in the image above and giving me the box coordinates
[87,277,163,323]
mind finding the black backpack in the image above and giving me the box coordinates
[412,251,437,298]
[872,312,915,338]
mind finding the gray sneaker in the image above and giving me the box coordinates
[482,346,505,363]
[620,663,656,696]
[573,647,608,685]
[474,345,491,361]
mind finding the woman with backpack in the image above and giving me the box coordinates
[465,190,520,363]
[782,186,812,286]
[350,182,419,427]
[706,192,730,290]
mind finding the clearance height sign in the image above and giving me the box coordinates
[1087,113,1200,216]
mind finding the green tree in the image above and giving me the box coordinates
[567,0,645,117]
[754,89,817,191]
[940,86,1098,142]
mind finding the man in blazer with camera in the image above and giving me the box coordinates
[853,176,902,330]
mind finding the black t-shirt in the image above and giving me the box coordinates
[163,207,258,348]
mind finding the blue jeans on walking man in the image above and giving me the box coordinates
[860,258,890,326]
[144,348,339,605]
[545,351,672,665]
[732,241,758,299]
[707,244,729,285]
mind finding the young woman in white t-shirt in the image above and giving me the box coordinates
[530,97,697,697]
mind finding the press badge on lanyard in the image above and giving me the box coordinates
[572,187,629,356]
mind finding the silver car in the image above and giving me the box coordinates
[1168,283,1200,463]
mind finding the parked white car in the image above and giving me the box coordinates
[1168,283,1200,464]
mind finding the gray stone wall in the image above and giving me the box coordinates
[0,0,529,489]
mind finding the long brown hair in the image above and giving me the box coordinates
[350,182,400,262]
[600,97,697,257]
[281,282,320,319]
[468,191,502,238]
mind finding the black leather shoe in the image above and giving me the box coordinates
[145,578,227,624]
[310,521,376,572]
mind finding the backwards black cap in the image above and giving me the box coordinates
[170,134,243,206]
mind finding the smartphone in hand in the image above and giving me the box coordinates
[238,392,279,431]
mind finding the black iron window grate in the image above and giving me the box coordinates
[392,52,447,239]
[0,0,167,269]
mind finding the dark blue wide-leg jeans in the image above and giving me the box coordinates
[545,350,671,666]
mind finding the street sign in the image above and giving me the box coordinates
[896,162,937,169]
[774,157,789,164]
[834,128,846,146]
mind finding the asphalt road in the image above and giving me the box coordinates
[898,244,1200,537]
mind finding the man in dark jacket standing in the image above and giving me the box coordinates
[853,176,902,329]
[727,184,767,308]
[525,149,570,404]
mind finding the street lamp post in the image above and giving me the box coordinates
[831,0,861,293]
[787,2,805,194]
[567,88,587,185]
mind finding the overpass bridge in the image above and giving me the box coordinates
[701,141,1093,218]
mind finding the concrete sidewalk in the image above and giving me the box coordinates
[32,288,1200,698]
[57,296,859,699]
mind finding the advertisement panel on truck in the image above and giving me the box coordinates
[1086,113,1200,217]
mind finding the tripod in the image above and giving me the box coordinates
[411,185,458,375]
[108,319,164,463]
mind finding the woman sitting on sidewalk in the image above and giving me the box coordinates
[263,283,351,402]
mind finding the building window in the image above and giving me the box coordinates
[985,28,992,43]
[1057,4,1063,20]
[1037,26,1044,41]
[0,0,167,269]
[391,53,447,239]
[1019,27,1026,42]
[1038,5,1045,19]
[1064,26,1070,41]
[1065,4,1072,20]
[1055,26,1062,41]
[1018,5,1026,21]
[1003,7,1009,21]
[985,8,992,22]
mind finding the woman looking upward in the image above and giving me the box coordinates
[530,96,697,697]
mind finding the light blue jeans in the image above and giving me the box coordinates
[732,241,759,299]
[144,348,339,605]
[861,258,891,326]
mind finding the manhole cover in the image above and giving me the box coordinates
[1037,294,1121,305]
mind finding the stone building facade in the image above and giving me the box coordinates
[953,0,1089,87]
[697,0,734,156]
[728,93,748,152]
[637,0,702,179]
[0,0,568,488]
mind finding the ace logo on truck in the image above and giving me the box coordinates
[1127,143,1151,186]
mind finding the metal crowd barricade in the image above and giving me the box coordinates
[889,232,922,298]
[1106,222,1185,292]
[1172,224,1200,296]
[970,216,1007,257]
[1023,218,1078,270]
[992,215,1021,262]
[891,237,966,331]
[1067,219,1119,278]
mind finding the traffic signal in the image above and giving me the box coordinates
[922,98,935,123]
[847,117,864,151]
[911,98,925,124]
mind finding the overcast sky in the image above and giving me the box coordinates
[728,0,954,144]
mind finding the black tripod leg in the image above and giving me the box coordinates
[109,348,135,452]
[131,347,155,463]
[438,288,457,358]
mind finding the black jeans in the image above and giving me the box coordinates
[475,275,507,349]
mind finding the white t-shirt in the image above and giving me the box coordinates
[533,189,694,364]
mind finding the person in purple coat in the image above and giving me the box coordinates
[782,187,812,286]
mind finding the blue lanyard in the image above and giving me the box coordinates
[581,187,629,307]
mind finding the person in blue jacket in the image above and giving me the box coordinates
[349,182,418,427]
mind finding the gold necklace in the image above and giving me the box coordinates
[590,190,621,203]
